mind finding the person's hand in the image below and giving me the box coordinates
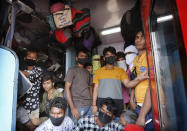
[136,115,146,128]
[120,113,128,126]
[138,70,149,81]
[71,107,80,120]
[92,105,98,114]
[129,101,137,111]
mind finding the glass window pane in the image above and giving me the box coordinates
[0,47,18,131]
[150,0,187,130]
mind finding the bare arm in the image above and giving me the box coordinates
[123,71,149,88]
[65,81,80,119]
[136,87,152,126]
[89,84,94,98]
[129,88,137,110]
[92,83,99,114]
[65,82,74,109]
[92,83,98,106]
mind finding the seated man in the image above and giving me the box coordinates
[72,98,124,131]
[39,74,63,122]
[35,97,74,131]
[120,110,138,126]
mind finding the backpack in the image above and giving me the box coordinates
[71,8,91,37]
[54,27,72,48]
[120,0,142,44]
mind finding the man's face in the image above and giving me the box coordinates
[100,104,113,118]
[42,80,54,92]
[76,51,88,59]
[86,66,93,74]
[104,51,116,60]
[25,51,38,61]
[135,32,146,51]
[50,107,65,119]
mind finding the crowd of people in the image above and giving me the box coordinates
[16,29,154,131]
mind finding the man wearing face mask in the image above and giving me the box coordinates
[124,45,138,72]
[92,46,148,119]
[116,51,130,110]
[35,97,74,131]
[73,98,124,130]
[20,49,43,127]
[64,49,92,123]
[124,45,138,111]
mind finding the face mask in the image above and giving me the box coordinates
[24,59,37,66]
[105,56,116,65]
[49,115,65,126]
[98,111,113,125]
[92,60,101,74]
[125,54,137,66]
[57,88,64,93]
[77,58,89,65]
[117,60,127,71]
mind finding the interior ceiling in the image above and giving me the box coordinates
[16,0,137,47]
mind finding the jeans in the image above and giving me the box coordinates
[135,106,154,131]
[69,106,92,124]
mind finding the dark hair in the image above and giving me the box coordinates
[50,97,67,111]
[116,52,125,60]
[84,63,92,68]
[134,28,144,39]
[103,46,116,56]
[25,48,38,57]
[123,110,138,124]
[42,74,54,83]
[54,81,64,89]
[100,98,118,116]
[76,49,88,57]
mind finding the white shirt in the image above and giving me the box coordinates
[35,116,74,131]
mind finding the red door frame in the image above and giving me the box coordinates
[176,0,187,54]
[141,0,160,130]
[141,0,187,130]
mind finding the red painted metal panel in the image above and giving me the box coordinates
[176,0,187,54]
[141,0,160,130]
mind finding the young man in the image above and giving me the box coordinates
[39,75,63,122]
[124,45,138,111]
[124,45,138,72]
[117,51,127,71]
[84,63,93,75]
[92,46,148,118]
[72,98,124,131]
[130,29,154,130]
[20,49,43,126]
[116,51,130,110]
[64,49,92,122]
[35,97,74,131]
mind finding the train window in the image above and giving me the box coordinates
[150,0,187,130]
[0,46,19,131]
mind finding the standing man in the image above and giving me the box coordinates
[92,46,148,118]
[130,29,154,131]
[64,49,92,122]
[124,45,138,111]
[116,51,130,110]
[20,49,43,126]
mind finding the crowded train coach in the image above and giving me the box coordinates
[0,0,187,131]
